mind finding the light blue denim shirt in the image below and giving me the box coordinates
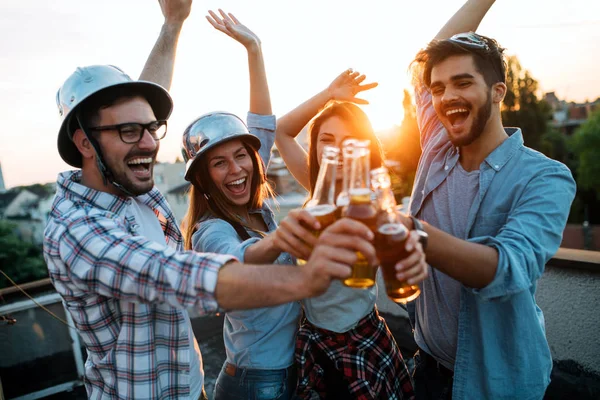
[191,113,301,369]
[407,87,576,400]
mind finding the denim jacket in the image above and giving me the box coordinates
[408,87,576,400]
[191,113,301,369]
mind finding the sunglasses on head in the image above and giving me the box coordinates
[449,32,490,51]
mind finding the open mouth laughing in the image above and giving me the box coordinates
[225,177,248,195]
[445,106,470,128]
[127,157,154,179]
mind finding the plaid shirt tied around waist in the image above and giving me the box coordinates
[43,171,235,399]
[295,306,414,400]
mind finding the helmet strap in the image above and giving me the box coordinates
[75,112,136,197]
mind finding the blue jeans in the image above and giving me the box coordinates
[413,348,454,400]
[213,362,297,400]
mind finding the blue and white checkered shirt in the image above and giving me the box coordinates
[43,170,235,399]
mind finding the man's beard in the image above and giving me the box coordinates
[111,169,154,196]
[449,92,492,147]
[104,152,156,197]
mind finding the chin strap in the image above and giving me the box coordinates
[76,112,136,197]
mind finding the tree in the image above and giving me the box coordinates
[539,128,570,166]
[571,109,600,200]
[502,56,552,151]
[0,221,48,289]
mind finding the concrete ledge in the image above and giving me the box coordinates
[550,248,600,271]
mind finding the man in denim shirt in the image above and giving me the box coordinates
[397,1,577,399]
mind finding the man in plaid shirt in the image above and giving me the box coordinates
[43,3,378,399]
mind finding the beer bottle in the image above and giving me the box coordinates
[341,140,378,289]
[335,139,356,219]
[296,145,339,265]
[370,167,421,303]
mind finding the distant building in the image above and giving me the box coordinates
[153,161,186,195]
[0,184,55,244]
[546,92,600,136]
[0,191,19,219]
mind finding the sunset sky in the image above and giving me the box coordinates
[1,0,599,188]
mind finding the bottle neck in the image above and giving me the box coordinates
[311,155,338,206]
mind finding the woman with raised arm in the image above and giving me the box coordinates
[274,73,426,398]
[180,10,305,400]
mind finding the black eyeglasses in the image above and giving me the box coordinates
[89,120,168,144]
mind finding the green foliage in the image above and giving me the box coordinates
[0,220,48,289]
[12,182,54,197]
[571,109,600,199]
[540,128,570,166]
[502,56,551,151]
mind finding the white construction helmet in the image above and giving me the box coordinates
[56,65,173,167]
[181,112,261,182]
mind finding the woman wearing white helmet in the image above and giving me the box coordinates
[181,10,304,400]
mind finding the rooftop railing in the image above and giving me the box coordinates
[1,248,599,399]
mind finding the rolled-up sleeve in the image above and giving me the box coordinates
[192,218,261,262]
[413,81,445,150]
[247,112,276,169]
[468,165,576,301]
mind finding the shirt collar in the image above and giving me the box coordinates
[483,128,523,172]
[56,170,166,215]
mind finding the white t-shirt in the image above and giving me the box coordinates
[128,198,203,398]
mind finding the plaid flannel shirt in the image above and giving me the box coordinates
[43,171,235,399]
[295,307,414,399]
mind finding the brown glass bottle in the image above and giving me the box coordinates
[371,167,421,303]
[341,140,377,289]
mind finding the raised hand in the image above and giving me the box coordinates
[327,69,378,105]
[158,0,192,25]
[206,9,260,49]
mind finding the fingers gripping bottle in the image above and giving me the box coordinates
[371,167,421,303]
[341,140,378,289]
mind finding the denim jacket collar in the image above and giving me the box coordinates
[483,128,523,172]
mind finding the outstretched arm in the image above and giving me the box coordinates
[206,9,271,115]
[276,69,377,191]
[435,0,496,40]
[139,0,192,89]
[216,218,378,309]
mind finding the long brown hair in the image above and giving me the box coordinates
[307,102,384,197]
[182,140,275,250]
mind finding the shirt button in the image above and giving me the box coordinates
[444,165,449,171]
[495,164,500,169]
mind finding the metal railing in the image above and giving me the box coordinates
[0,248,599,399]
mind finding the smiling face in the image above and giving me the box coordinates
[430,54,493,147]
[93,96,159,196]
[315,116,354,182]
[206,139,254,209]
